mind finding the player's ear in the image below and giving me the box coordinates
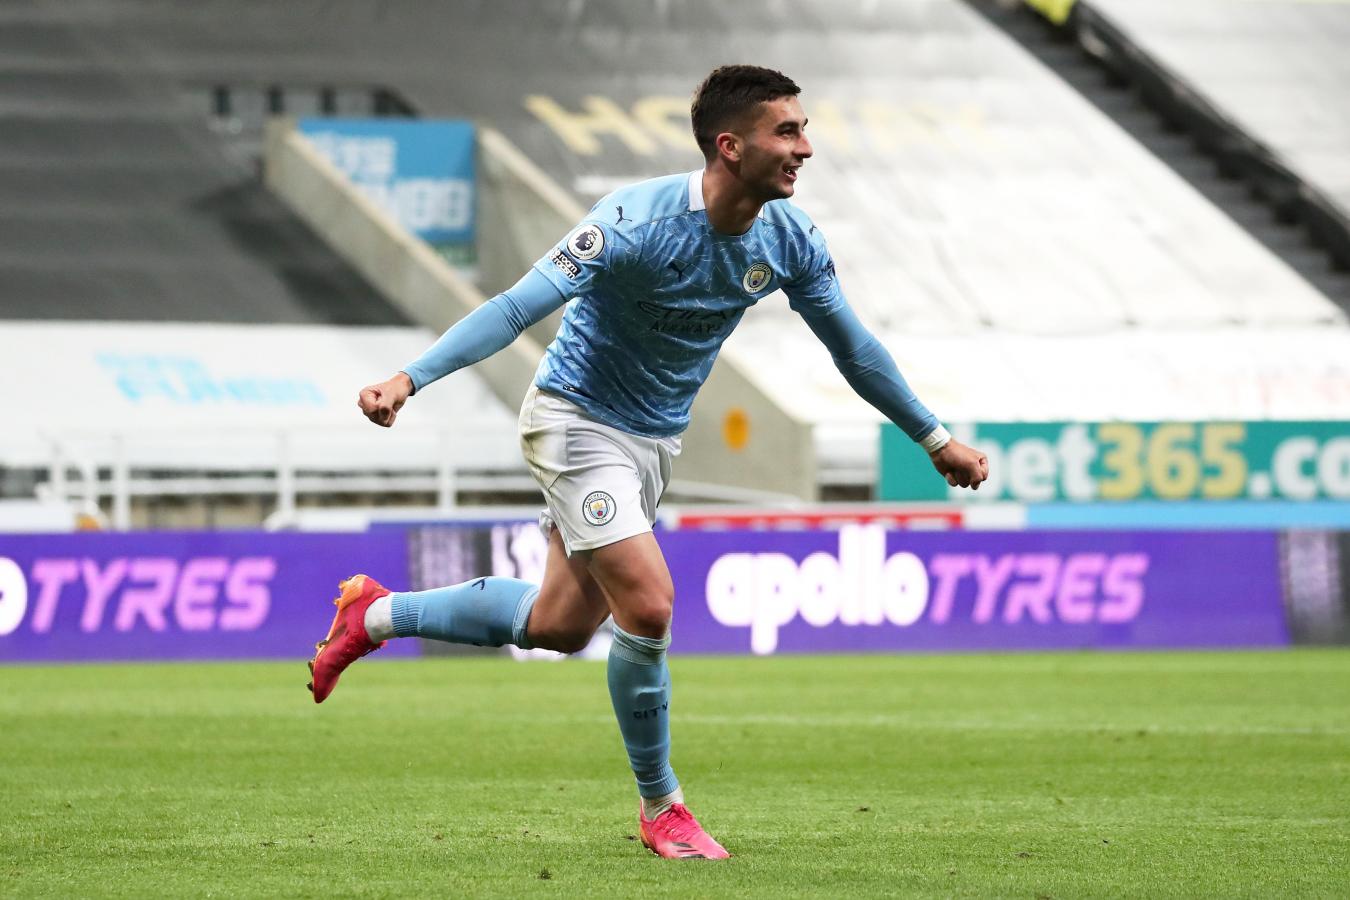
[715,131,742,164]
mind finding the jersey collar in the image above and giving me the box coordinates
[686,170,766,219]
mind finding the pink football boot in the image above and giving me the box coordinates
[638,803,731,859]
[307,574,389,703]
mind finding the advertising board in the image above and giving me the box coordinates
[661,526,1288,655]
[0,533,410,662]
[299,118,476,244]
[880,421,1350,503]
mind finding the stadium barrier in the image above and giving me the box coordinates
[475,126,582,348]
[1,321,527,530]
[8,523,1347,662]
[262,118,542,405]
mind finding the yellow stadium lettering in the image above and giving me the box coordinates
[949,102,997,148]
[804,98,855,154]
[527,95,996,159]
[523,95,658,156]
[631,96,699,152]
[857,100,910,154]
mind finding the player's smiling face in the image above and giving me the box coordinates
[738,96,812,201]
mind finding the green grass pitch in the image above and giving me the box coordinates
[3,650,1348,898]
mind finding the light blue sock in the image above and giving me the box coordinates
[389,578,538,648]
[607,625,680,799]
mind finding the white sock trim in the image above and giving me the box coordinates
[363,595,396,643]
[642,786,684,820]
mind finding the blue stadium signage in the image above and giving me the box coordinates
[299,118,476,244]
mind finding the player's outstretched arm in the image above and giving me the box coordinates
[355,268,566,428]
[800,304,989,491]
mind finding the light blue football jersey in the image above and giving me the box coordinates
[531,170,844,437]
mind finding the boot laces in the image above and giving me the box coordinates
[661,805,704,842]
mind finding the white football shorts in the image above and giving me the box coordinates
[518,384,681,555]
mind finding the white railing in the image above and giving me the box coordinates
[23,424,523,530]
[21,425,812,531]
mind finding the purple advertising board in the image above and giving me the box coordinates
[0,526,1298,662]
[0,533,410,662]
[662,526,1289,654]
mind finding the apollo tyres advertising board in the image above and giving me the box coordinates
[1,526,1291,662]
[0,533,410,662]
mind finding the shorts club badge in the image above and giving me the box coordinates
[582,490,617,526]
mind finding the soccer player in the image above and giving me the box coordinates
[308,65,989,860]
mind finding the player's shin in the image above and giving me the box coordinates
[369,578,538,647]
[607,625,681,805]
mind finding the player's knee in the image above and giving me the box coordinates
[625,592,673,638]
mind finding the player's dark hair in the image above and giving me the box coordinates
[691,65,800,160]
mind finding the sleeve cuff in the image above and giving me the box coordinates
[919,424,951,454]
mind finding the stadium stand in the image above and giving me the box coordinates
[1077,0,1350,279]
[0,2,524,526]
[0,3,407,323]
[973,1,1350,316]
[6,0,1349,520]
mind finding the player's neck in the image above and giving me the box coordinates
[700,167,762,236]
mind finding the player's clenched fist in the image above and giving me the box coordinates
[929,439,989,490]
[357,372,414,428]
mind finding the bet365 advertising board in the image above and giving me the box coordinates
[880,421,1350,502]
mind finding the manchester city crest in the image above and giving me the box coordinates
[742,262,773,294]
[582,490,617,526]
